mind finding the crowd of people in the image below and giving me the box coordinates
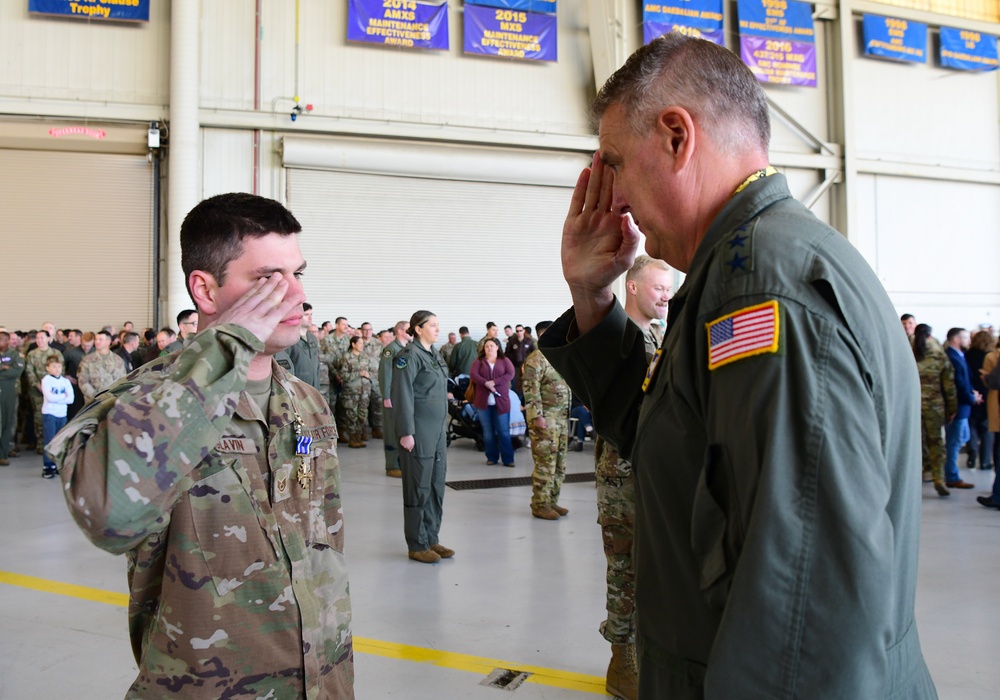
[3,188,643,698]
[906,313,1000,508]
[0,321,177,473]
[8,33,986,700]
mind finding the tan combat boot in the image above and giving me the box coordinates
[348,435,363,449]
[372,427,384,439]
[408,549,440,564]
[607,643,638,700]
[550,503,568,516]
[531,504,560,520]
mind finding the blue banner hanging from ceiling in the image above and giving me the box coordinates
[862,15,927,63]
[464,2,557,61]
[465,0,556,12]
[939,26,999,71]
[642,1,724,45]
[347,0,450,50]
[738,0,817,87]
[28,0,150,21]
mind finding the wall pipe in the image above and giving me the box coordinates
[166,0,200,324]
[253,0,261,195]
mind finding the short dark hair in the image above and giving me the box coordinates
[946,327,965,342]
[504,325,512,331]
[177,309,197,326]
[900,314,914,322]
[459,326,469,335]
[97,330,113,340]
[144,329,157,342]
[36,330,50,339]
[122,332,140,345]
[180,193,302,303]
[159,327,176,337]
[302,302,313,312]
[486,322,496,330]
[335,316,347,324]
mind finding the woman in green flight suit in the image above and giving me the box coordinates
[390,310,453,564]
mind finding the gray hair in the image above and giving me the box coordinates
[591,34,770,155]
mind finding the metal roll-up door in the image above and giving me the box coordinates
[0,148,154,331]
[285,165,578,336]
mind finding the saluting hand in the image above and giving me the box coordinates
[215,273,306,346]
[562,153,641,333]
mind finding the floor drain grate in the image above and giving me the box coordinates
[479,668,532,691]
[446,472,596,491]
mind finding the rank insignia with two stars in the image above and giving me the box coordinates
[721,220,756,280]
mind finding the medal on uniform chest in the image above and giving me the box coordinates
[292,407,314,489]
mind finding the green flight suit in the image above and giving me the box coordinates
[0,348,25,459]
[390,341,449,552]
[540,174,936,699]
[378,339,406,473]
[447,336,478,377]
[286,332,322,391]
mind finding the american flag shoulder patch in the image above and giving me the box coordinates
[706,300,780,370]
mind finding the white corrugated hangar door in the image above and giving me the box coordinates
[284,137,588,336]
[0,148,154,331]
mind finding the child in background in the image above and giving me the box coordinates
[41,354,73,479]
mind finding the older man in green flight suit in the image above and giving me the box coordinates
[539,34,936,700]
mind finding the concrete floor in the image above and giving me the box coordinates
[1,436,998,699]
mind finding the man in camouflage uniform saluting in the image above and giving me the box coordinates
[522,321,571,520]
[49,193,354,699]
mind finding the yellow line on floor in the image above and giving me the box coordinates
[0,570,130,607]
[0,570,606,695]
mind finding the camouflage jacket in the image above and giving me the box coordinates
[337,351,374,392]
[77,350,127,403]
[521,348,570,422]
[917,343,957,418]
[595,324,660,479]
[363,337,382,366]
[49,324,354,699]
[321,333,351,368]
[25,346,64,391]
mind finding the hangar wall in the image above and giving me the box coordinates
[0,0,997,338]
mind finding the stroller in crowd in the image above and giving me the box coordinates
[446,376,526,451]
